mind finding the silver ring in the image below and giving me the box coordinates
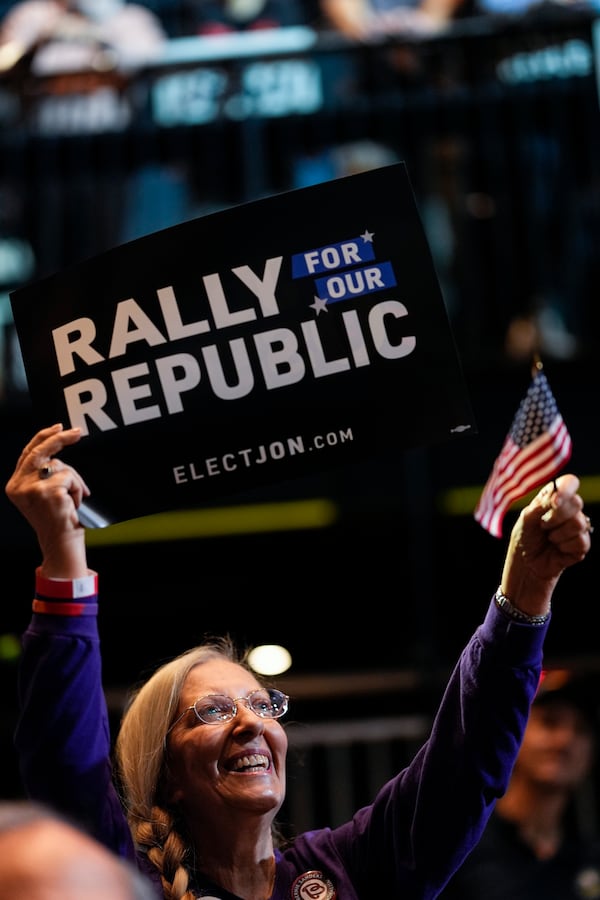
[38,463,54,480]
[586,516,594,534]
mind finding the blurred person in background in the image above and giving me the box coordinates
[0,799,158,899]
[316,0,470,337]
[319,0,464,40]
[0,0,169,269]
[182,0,308,35]
[0,0,166,76]
[439,669,600,899]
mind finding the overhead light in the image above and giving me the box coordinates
[248,644,292,676]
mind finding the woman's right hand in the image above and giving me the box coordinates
[5,423,90,578]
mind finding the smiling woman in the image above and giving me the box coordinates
[6,422,593,900]
[115,644,291,897]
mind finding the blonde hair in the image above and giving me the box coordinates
[114,636,246,900]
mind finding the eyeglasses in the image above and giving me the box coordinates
[167,689,289,733]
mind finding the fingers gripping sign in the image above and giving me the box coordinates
[5,424,91,573]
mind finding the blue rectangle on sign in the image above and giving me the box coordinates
[291,237,376,277]
[314,261,396,304]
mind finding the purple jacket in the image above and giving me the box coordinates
[15,591,548,899]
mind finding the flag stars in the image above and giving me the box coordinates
[511,378,558,446]
[361,230,374,243]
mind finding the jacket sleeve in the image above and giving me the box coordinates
[14,582,137,862]
[333,596,549,898]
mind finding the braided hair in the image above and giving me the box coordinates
[115,637,246,900]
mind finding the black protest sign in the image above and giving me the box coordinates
[10,163,476,527]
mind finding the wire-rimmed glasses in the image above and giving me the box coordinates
[167,688,289,735]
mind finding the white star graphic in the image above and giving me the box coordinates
[310,296,329,315]
[361,229,374,243]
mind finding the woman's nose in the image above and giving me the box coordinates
[233,702,265,731]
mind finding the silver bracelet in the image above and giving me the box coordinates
[494,588,551,626]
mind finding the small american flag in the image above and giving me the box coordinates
[474,369,572,537]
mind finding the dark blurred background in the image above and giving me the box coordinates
[1,0,600,832]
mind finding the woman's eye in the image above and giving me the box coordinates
[196,697,233,721]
